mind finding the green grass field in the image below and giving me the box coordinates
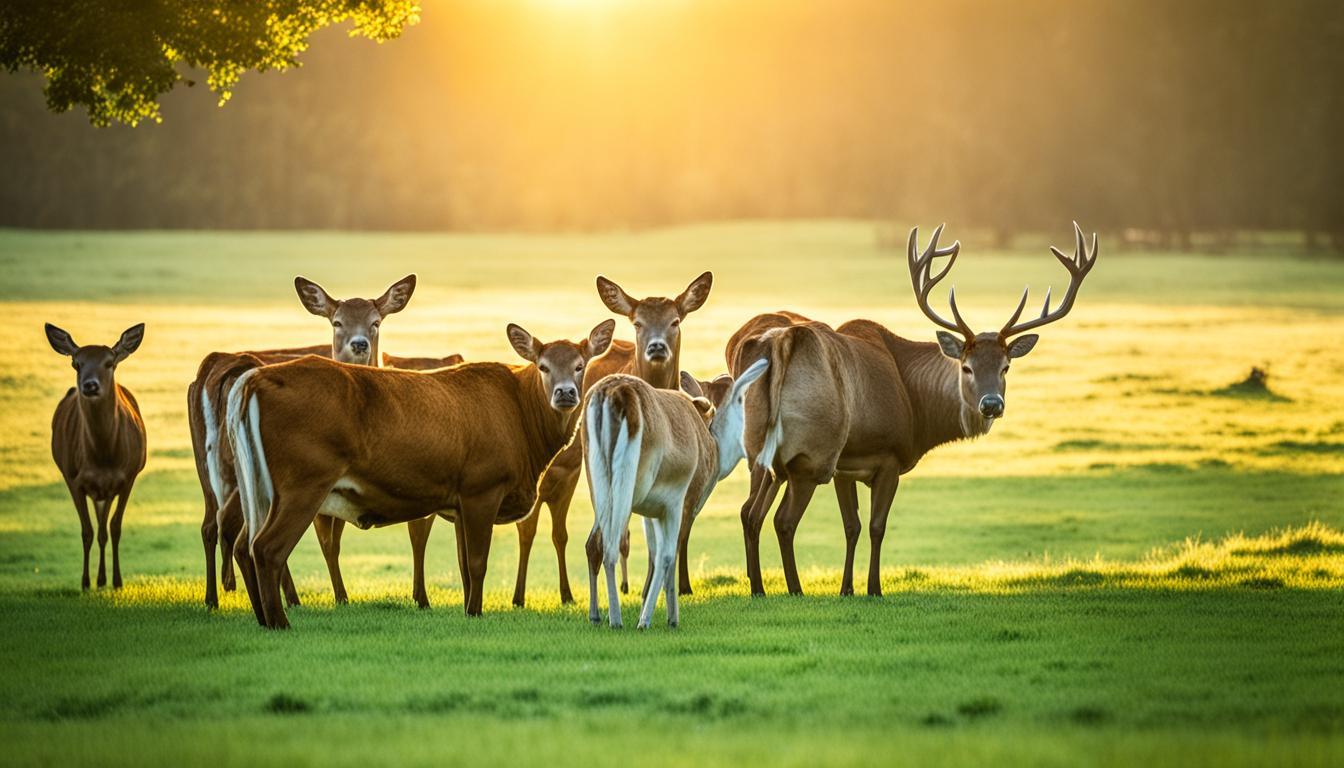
[2,222,1343,766]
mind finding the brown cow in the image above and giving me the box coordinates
[227,320,615,628]
[47,323,147,591]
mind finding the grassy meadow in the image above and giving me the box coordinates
[1,222,1343,766]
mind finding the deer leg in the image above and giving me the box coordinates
[585,525,603,625]
[460,499,500,617]
[640,530,654,602]
[217,489,244,594]
[452,515,468,593]
[252,486,327,630]
[94,498,111,589]
[409,515,434,609]
[512,503,540,608]
[110,489,130,589]
[604,527,624,629]
[620,528,631,594]
[281,565,301,607]
[312,515,347,605]
[744,474,783,596]
[232,529,265,627]
[774,477,818,596]
[866,472,899,597]
[676,497,694,596]
[664,510,683,628]
[69,485,93,591]
[550,481,578,605]
[835,480,861,596]
[201,494,220,608]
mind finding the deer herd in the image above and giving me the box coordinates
[45,224,1098,630]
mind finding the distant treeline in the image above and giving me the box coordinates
[0,0,1340,245]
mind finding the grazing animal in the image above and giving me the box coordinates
[514,272,714,607]
[737,223,1098,596]
[584,359,769,628]
[47,323,148,591]
[187,274,463,609]
[227,320,614,628]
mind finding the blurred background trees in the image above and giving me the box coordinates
[0,0,1339,246]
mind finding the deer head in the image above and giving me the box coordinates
[294,274,416,366]
[45,323,144,401]
[595,272,713,374]
[908,222,1098,422]
[680,358,770,480]
[508,320,616,412]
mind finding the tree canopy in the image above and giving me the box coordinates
[0,0,419,126]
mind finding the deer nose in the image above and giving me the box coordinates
[553,385,579,407]
[80,380,100,397]
[645,340,670,360]
[349,338,369,356]
[979,394,1005,419]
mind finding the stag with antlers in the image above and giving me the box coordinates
[732,223,1098,596]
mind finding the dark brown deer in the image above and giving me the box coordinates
[189,275,464,609]
[47,323,147,591]
[513,272,713,607]
[737,223,1097,596]
[227,320,614,628]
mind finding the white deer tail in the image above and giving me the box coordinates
[226,370,273,546]
[201,385,229,511]
[586,386,642,566]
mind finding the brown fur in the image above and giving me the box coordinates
[189,346,461,609]
[47,325,147,591]
[230,323,610,628]
[516,272,713,607]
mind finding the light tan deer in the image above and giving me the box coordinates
[513,272,713,607]
[189,275,463,609]
[47,323,147,591]
[227,320,614,628]
[738,223,1097,596]
[583,358,769,628]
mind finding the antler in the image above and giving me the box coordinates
[907,224,973,339]
[999,221,1099,337]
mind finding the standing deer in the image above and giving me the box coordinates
[513,272,714,607]
[584,359,768,628]
[47,323,147,591]
[189,274,463,609]
[738,223,1097,596]
[227,320,614,628]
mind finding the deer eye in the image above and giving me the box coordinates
[633,321,643,330]
[539,364,549,374]
[333,321,343,329]
[962,365,972,375]
[575,363,584,373]
[371,321,380,331]
[1002,365,1010,374]
[671,318,680,327]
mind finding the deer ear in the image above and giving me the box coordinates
[707,374,734,408]
[113,323,145,362]
[679,371,705,398]
[582,319,616,359]
[595,276,636,317]
[676,271,713,315]
[45,323,79,356]
[1006,334,1039,359]
[690,397,715,422]
[375,274,416,316]
[935,331,965,359]
[506,323,542,363]
[294,277,337,318]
